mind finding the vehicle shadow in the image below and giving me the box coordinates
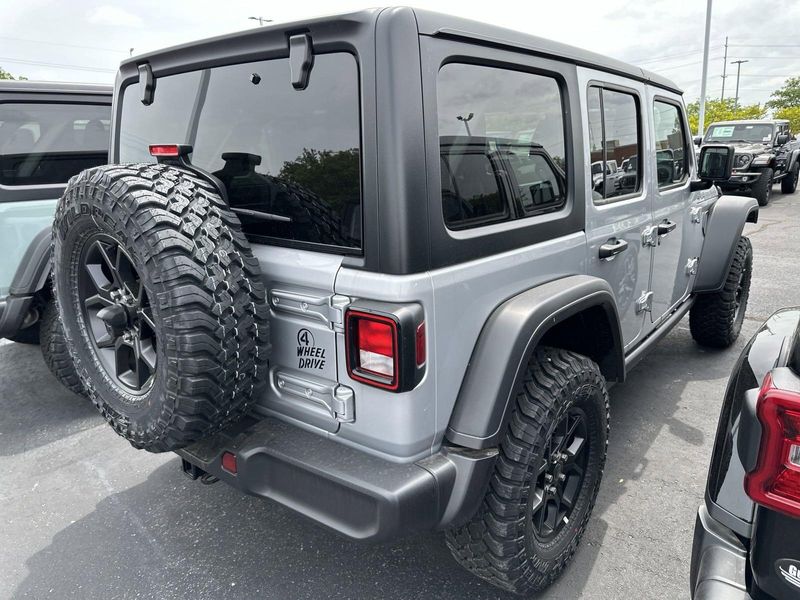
[0,340,99,458]
[9,321,753,600]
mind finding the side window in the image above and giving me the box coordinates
[437,62,568,230]
[653,100,689,189]
[587,86,642,204]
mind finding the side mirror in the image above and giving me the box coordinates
[698,144,734,181]
[691,144,734,191]
[693,135,703,147]
[776,133,790,146]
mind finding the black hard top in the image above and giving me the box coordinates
[0,80,112,96]
[120,6,682,95]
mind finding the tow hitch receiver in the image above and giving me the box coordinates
[181,458,206,481]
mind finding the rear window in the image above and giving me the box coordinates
[0,102,109,186]
[119,53,362,251]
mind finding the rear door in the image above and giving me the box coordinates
[116,52,364,432]
[580,70,654,349]
[647,93,694,323]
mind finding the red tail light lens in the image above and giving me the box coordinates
[221,451,238,474]
[346,311,399,390]
[415,322,426,367]
[745,372,800,517]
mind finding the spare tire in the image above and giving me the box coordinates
[52,163,269,452]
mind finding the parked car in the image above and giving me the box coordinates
[696,119,800,206]
[0,80,112,394]
[50,8,758,595]
[691,308,800,600]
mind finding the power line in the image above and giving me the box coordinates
[0,56,116,74]
[632,47,716,65]
[0,35,128,54]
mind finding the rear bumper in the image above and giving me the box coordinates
[690,504,752,600]
[177,416,497,542]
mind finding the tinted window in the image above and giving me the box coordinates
[0,102,109,186]
[120,53,362,251]
[437,63,567,229]
[587,87,641,203]
[653,101,688,188]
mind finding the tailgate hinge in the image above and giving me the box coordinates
[329,295,350,332]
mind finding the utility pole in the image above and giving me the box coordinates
[720,36,728,101]
[248,16,272,26]
[731,59,749,110]
[697,0,713,137]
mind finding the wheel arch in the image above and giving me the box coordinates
[9,226,52,296]
[445,275,623,450]
[693,195,758,294]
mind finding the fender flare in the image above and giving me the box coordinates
[8,226,52,296]
[693,195,758,294]
[787,148,800,173]
[445,275,623,449]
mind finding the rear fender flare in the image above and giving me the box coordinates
[445,275,623,449]
[9,226,52,296]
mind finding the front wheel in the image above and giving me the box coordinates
[690,236,753,348]
[752,167,773,206]
[446,347,609,595]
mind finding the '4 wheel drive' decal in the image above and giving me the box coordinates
[296,328,326,370]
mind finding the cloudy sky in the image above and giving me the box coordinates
[2,0,798,107]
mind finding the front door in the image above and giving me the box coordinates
[648,94,693,323]
[581,71,654,349]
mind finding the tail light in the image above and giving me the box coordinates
[745,372,800,517]
[345,303,425,392]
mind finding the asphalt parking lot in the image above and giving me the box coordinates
[1,187,798,600]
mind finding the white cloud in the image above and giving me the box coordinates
[86,5,142,27]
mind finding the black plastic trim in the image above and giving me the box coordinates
[690,505,751,600]
[694,195,759,294]
[445,275,623,449]
[176,416,496,542]
[0,295,34,339]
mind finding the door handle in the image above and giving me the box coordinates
[657,219,677,236]
[599,238,629,260]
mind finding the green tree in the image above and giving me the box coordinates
[278,148,359,210]
[0,66,27,80]
[686,98,765,135]
[775,106,800,134]
[766,77,800,110]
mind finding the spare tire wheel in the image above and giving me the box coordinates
[52,163,269,452]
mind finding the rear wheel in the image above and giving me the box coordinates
[781,163,799,194]
[752,167,773,206]
[690,236,753,348]
[40,301,84,396]
[52,163,269,452]
[446,347,609,595]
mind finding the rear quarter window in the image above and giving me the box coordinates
[119,53,362,252]
[436,62,568,230]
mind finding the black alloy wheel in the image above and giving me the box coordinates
[78,234,157,394]
[531,408,590,542]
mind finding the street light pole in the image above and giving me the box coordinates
[731,59,749,110]
[248,16,272,26]
[697,0,713,137]
[720,36,728,101]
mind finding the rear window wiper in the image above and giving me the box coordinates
[230,207,292,223]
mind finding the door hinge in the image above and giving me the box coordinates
[642,226,658,248]
[685,257,699,276]
[636,291,654,314]
[690,207,704,224]
[332,385,355,423]
[329,295,350,333]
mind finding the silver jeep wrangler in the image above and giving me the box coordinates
[51,8,758,595]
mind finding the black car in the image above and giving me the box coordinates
[691,308,800,599]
